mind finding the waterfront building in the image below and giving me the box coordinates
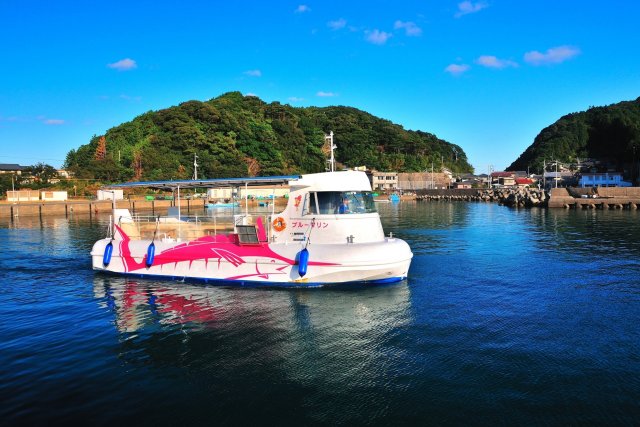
[398,172,452,190]
[476,174,490,186]
[491,171,516,187]
[370,171,398,191]
[543,171,576,188]
[452,181,473,189]
[579,172,632,188]
[40,191,68,201]
[515,178,535,188]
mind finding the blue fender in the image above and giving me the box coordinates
[298,248,309,277]
[146,242,155,267]
[103,241,113,266]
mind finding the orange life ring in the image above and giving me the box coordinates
[272,217,286,232]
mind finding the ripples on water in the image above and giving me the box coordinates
[1,204,639,425]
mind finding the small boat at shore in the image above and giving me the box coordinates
[91,171,413,287]
[206,201,239,208]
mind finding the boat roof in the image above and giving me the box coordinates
[102,175,301,190]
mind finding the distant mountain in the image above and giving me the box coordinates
[508,97,640,173]
[64,92,473,182]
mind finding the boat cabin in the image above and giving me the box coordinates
[104,171,385,247]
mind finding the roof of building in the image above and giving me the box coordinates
[0,164,23,171]
[103,175,301,190]
[515,178,534,185]
[543,171,574,178]
[580,172,623,177]
[491,171,515,178]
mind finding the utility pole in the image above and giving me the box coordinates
[193,153,199,180]
[431,161,434,189]
[555,159,558,188]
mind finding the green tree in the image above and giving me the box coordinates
[64,92,474,180]
[22,163,59,186]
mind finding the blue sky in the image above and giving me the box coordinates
[1,1,639,173]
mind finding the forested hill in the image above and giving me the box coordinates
[508,97,640,172]
[64,92,472,181]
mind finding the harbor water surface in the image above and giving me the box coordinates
[1,202,639,425]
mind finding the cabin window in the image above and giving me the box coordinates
[307,192,318,215]
[309,191,376,214]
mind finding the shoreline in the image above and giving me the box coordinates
[0,197,288,219]
[4,186,640,218]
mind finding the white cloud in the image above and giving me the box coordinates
[119,94,142,102]
[295,5,310,13]
[524,45,580,65]
[366,29,392,45]
[455,1,488,18]
[327,18,347,30]
[317,91,337,97]
[245,92,258,97]
[288,97,304,102]
[244,69,262,77]
[107,58,137,71]
[394,21,422,36]
[476,55,518,69]
[445,64,470,75]
[43,119,64,125]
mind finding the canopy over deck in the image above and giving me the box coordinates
[102,175,301,191]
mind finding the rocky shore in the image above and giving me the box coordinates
[416,188,548,207]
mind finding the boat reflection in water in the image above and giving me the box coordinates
[93,276,412,335]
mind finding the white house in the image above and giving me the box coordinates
[41,191,68,201]
[97,189,124,200]
[579,173,631,187]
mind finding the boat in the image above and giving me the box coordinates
[206,201,239,208]
[91,171,413,287]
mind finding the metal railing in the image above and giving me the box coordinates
[113,213,272,242]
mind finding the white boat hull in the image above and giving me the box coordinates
[92,235,411,286]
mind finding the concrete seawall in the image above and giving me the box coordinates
[417,186,640,209]
[417,188,547,207]
[0,197,289,219]
[548,187,640,209]
[0,199,208,219]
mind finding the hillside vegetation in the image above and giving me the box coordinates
[64,92,472,181]
[508,97,640,172]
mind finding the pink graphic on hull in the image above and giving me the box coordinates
[114,224,337,281]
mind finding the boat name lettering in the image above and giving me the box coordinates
[291,221,329,229]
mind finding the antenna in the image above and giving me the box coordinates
[325,131,337,172]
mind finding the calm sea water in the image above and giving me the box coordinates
[1,202,639,425]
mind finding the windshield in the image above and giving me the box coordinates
[310,191,377,215]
